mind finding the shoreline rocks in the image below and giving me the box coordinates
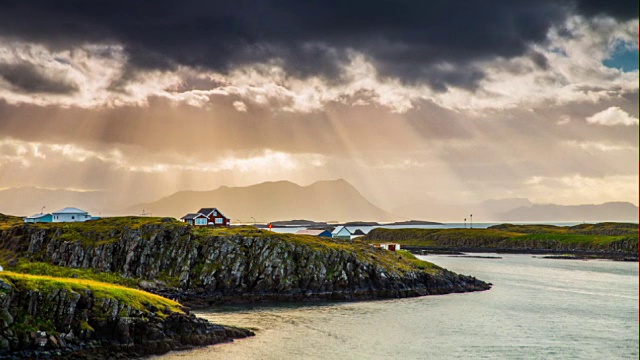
[0,278,253,359]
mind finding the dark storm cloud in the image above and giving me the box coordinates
[0,62,77,94]
[574,0,639,20]
[0,1,635,90]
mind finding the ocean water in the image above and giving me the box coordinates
[270,222,589,234]
[158,255,638,360]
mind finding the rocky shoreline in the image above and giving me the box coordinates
[0,278,253,359]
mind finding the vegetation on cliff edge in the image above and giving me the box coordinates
[362,222,638,251]
[0,271,183,315]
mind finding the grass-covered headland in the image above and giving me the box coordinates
[362,222,638,260]
[0,215,489,307]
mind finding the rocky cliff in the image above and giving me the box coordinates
[0,273,253,359]
[0,217,490,307]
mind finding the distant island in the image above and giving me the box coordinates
[264,219,442,228]
[362,222,638,261]
[385,220,443,226]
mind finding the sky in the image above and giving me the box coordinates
[0,0,638,215]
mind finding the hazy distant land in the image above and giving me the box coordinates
[0,180,637,223]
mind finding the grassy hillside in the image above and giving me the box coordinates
[362,223,638,256]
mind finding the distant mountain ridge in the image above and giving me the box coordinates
[127,179,394,222]
[0,187,112,216]
[391,197,637,222]
[497,201,638,222]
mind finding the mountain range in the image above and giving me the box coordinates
[127,179,394,222]
[497,201,638,222]
[0,181,636,223]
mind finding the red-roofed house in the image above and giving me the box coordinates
[181,208,230,227]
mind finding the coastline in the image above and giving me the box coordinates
[404,246,638,261]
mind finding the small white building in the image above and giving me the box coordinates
[52,207,92,222]
[331,226,352,240]
[371,243,401,251]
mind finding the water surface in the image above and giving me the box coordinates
[159,254,638,359]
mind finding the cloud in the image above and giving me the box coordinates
[0,13,636,115]
[0,1,635,91]
[586,106,639,125]
[232,101,247,112]
[564,140,635,151]
[0,137,327,175]
[523,174,638,205]
[0,62,77,94]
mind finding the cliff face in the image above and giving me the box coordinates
[0,275,252,359]
[0,219,489,307]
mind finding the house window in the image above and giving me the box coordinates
[213,211,217,216]
[71,216,75,220]
[215,218,223,224]
[195,218,207,225]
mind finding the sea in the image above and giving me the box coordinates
[268,222,589,234]
[157,253,638,360]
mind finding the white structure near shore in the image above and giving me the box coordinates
[331,226,352,240]
[52,207,92,222]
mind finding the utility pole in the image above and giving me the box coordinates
[251,217,256,226]
[470,214,473,229]
[464,218,466,229]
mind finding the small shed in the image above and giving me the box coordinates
[24,213,53,223]
[387,243,401,251]
[370,243,401,251]
[331,226,352,240]
[295,229,332,237]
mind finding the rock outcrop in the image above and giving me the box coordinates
[0,218,490,307]
[0,276,253,359]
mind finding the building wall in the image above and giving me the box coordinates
[25,214,53,223]
[205,214,230,226]
[53,213,91,222]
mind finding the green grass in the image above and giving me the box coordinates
[0,271,183,315]
[21,216,189,246]
[4,259,139,288]
[0,213,22,230]
[396,250,441,271]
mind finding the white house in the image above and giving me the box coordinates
[331,226,352,240]
[52,207,92,222]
